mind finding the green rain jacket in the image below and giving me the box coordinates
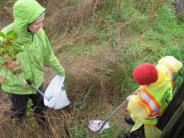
[0,0,65,94]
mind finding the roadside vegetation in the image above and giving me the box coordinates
[0,0,183,137]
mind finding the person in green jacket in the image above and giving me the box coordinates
[0,0,65,128]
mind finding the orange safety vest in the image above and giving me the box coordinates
[135,64,173,121]
[138,87,161,119]
[138,70,173,120]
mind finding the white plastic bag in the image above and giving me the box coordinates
[88,120,110,133]
[44,75,70,110]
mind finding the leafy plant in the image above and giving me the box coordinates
[0,31,23,74]
[0,31,21,60]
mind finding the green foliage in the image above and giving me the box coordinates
[152,5,178,34]
[65,0,80,5]
[96,0,120,16]
[118,2,184,94]
[64,42,86,56]
[0,0,5,5]
[96,29,109,43]
[26,99,33,116]
[69,123,91,138]
[119,0,149,34]
[64,1,184,97]
[68,121,120,138]
[62,1,184,133]
[0,31,23,75]
[0,31,22,61]
[2,0,184,137]
[105,8,122,24]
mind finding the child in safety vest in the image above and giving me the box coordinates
[120,56,183,138]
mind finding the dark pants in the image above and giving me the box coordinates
[118,126,145,138]
[8,85,47,129]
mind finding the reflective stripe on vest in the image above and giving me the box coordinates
[138,87,160,118]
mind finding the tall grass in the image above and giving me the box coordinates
[1,0,184,137]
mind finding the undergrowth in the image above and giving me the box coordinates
[0,0,184,137]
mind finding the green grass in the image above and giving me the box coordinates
[1,0,184,137]
[67,121,123,138]
[63,0,184,111]
[61,1,184,137]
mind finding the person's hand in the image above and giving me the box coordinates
[126,95,132,100]
[22,80,28,87]
[0,76,6,83]
[4,60,20,69]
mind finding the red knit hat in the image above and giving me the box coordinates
[132,63,158,85]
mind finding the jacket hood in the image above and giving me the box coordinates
[13,0,45,42]
[145,64,172,91]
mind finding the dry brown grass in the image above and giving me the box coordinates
[0,97,75,138]
[0,0,15,29]
[0,0,169,137]
[0,7,13,29]
[46,108,75,138]
[0,93,10,122]
[44,0,101,39]
[59,43,126,113]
